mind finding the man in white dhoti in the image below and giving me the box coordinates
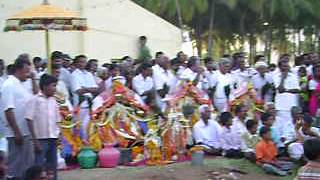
[273,59,300,147]
[210,58,235,112]
[153,56,177,112]
[70,55,98,140]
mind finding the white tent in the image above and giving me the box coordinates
[0,0,182,63]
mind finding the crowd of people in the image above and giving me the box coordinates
[0,46,320,179]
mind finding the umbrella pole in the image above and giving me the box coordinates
[45,29,51,74]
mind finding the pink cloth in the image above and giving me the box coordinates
[309,82,320,116]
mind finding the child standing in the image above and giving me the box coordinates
[25,74,60,180]
[256,126,294,176]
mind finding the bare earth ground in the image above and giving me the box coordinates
[60,157,296,180]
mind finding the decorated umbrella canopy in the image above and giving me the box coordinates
[4,0,87,73]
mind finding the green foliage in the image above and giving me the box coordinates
[133,0,320,57]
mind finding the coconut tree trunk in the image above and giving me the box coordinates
[207,1,215,57]
[249,34,256,65]
[293,29,297,53]
[195,23,203,57]
[298,29,302,55]
[175,0,184,40]
[239,13,246,51]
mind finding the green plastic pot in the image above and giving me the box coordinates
[77,146,97,169]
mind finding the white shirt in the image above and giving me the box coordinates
[33,69,45,81]
[211,71,235,99]
[24,94,61,139]
[221,126,242,150]
[153,67,177,93]
[193,119,222,148]
[152,64,161,75]
[56,80,73,110]
[204,70,217,88]
[179,68,209,90]
[60,67,72,89]
[232,68,256,85]
[306,65,313,76]
[132,74,154,97]
[176,66,186,78]
[153,67,177,111]
[252,72,273,102]
[273,72,300,111]
[105,76,127,90]
[231,116,249,137]
[0,75,7,92]
[1,76,33,137]
[309,79,318,90]
[22,78,34,94]
[70,69,98,106]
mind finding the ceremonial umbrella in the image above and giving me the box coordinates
[3,0,87,73]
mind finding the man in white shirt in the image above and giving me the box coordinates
[32,57,45,81]
[104,64,127,90]
[151,51,164,74]
[231,105,249,141]
[60,54,72,90]
[52,65,73,110]
[179,57,209,91]
[210,58,235,112]
[0,60,7,153]
[70,55,98,140]
[1,57,34,179]
[193,105,222,155]
[132,63,154,105]
[252,61,273,102]
[231,58,256,86]
[273,59,300,145]
[153,56,177,112]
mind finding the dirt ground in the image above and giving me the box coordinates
[59,157,296,180]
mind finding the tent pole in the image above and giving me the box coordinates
[45,29,51,74]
